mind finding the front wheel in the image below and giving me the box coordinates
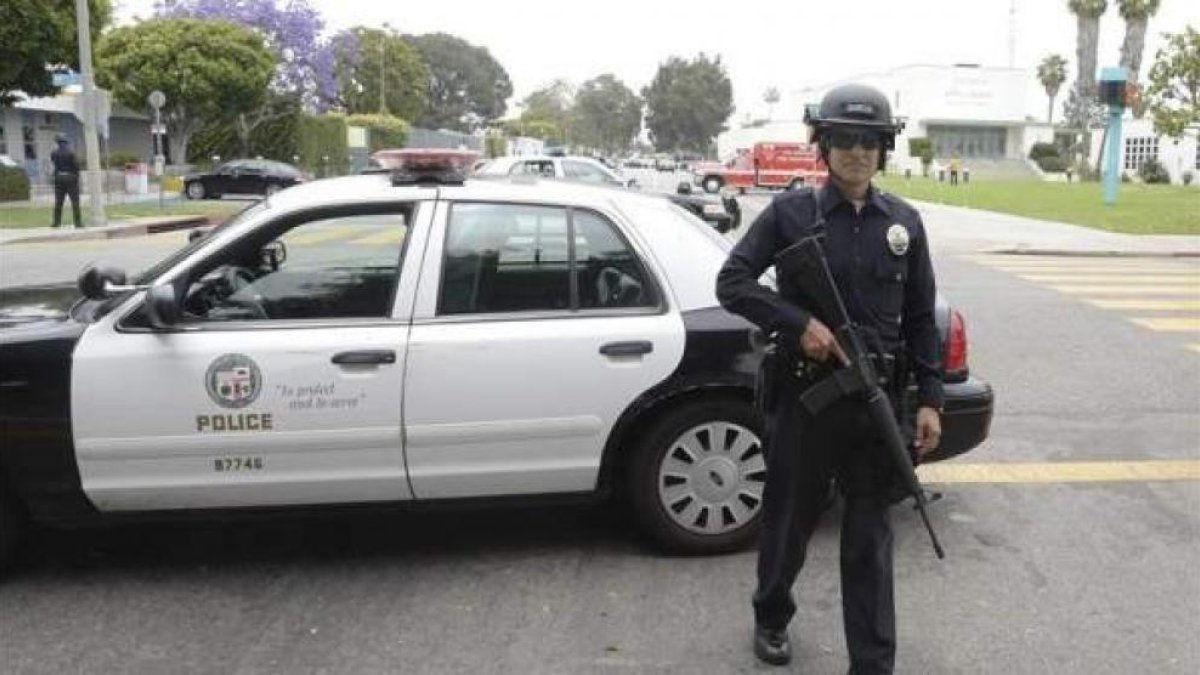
[787,178,804,190]
[702,176,723,194]
[185,181,206,200]
[627,398,766,554]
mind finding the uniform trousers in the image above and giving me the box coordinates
[752,376,900,675]
[53,176,81,228]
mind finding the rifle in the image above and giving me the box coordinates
[774,235,945,559]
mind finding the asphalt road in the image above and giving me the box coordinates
[1,177,1198,674]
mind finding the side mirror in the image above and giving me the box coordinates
[145,284,181,328]
[676,181,693,195]
[78,264,129,300]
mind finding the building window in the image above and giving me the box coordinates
[1123,136,1158,171]
[22,125,35,160]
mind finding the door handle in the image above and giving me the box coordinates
[332,350,396,365]
[599,341,653,357]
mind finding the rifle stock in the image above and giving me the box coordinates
[775,236,945,559]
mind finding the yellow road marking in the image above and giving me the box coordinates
[1017,274,1200,284]
[1049,285,1200,296]
[1087,299,1200,311]
[994,267,1200,277]
[349,229,406,246]
[1131,317,1200,332]
[917,460,1200,484]
[284,225,359,246]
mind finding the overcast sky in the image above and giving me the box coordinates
[115,0,1197,122]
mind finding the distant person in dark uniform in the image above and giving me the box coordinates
[717,83,942,673]
[51,134,82,228]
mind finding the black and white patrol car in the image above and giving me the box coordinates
[0,157,993,573]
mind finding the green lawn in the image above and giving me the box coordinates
[874,177,1199,235]
[0,199,246,229]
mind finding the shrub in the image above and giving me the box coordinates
[1029,142,1060,161]
[1184,170,1194,186]
[0,166,30,201]
[105,151,143,169]
[1036,155,1069,173]
[1138,157,1171,184]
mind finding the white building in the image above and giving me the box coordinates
[1088,117,1199,186]
[720,63,1198,186]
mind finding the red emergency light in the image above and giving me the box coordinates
[370,148,481,186]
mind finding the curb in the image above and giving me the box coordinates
[0,216,209,246]
[990,248,1200,258]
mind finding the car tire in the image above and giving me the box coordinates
[702,176,723,194]
[0,484,24,576]
[264,183,281,196]
[627,397,766,554]
[185,181,206,200]
[787,178,804,190]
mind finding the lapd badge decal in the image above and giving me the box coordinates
[886,224,910,256]
[205,354,262,409]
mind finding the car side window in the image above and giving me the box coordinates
[562,160,611,184]
[509,160,555,178]
[573,210,657,309]
[438,203,656,316]
[178,211,410,323]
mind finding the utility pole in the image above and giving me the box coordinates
[1007,0,1017,68]
[75,0,105,227]
[379,23,389,114]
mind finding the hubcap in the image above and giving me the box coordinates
[657,421,765,536]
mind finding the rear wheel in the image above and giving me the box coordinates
[787,178,804,190]
[627,398,766,553]
[702,176,723,194]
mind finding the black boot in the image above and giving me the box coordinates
[754,624,791,666]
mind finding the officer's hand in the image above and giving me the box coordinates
[915,406,941,457]
[800,318,849,365]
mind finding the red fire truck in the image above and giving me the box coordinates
[692,142,827,194]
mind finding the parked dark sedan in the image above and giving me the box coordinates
[183,159,305,200]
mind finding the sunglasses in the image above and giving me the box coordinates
[827,131,883,151]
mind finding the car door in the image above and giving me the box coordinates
[402,198,686,499]
[70,198,434,511]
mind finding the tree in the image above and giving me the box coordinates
[330,27,428,122]
[570,75,642,155]
[95,18,276,165]
[406,33,512,132]
[1117,0,1162,118]
[642,54,734,153]
[1037,55,1068,123]
[763,86,781,120]
[1067,0,1108,165]
[519,80,575,143]
[161,0,337,155]
[1145,26,1200,138]
[0,0,112,104]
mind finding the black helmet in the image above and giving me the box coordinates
[805,84,903,151]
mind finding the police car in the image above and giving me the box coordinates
[0,151,993,572]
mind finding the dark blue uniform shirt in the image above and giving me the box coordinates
[716,182,944,409]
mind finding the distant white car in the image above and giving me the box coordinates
[475,155,639,189]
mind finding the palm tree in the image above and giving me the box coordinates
[1068,0,1108,165]
[1117,0,1161,117]
[1037,54,1069,123]
[763,87,781,121]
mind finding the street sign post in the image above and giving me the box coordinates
[148,90,166,208]
[1098,67,1128,207]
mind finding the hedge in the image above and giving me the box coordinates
[0,166,31,202]
[1036,155,1069,173]
[1029,142,1060,161]
[297,114,349,177]
[345,114,410,152]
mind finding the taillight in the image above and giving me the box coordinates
[944,309,969,379]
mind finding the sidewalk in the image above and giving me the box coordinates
[0,214,208,246]
[913,199,1200,258]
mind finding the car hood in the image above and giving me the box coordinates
[0,283,81,329]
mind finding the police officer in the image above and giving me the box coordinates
[51,134,82,228]
[716,83,943,673]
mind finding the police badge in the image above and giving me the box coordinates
[886,224,910,256]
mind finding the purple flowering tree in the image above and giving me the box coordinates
[160,0,338,154]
